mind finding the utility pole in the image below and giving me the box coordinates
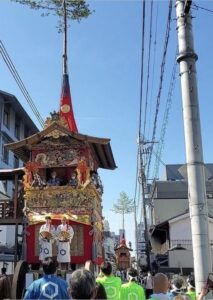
[138,137,151,270]
[133,196,139,270]
[176,0,212,293]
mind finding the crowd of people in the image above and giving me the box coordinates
[21,260,210,300]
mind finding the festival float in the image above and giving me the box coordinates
[114,235,132,271]
[0,3,116,298]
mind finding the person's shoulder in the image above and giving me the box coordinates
[96,276,104,283]
[112,275,121,283]
[121,282,129,288]
[54,276,68,285]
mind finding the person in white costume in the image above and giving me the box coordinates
[56,216,74,269]
[39,216,55,261]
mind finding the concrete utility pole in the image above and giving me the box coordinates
[176,0,212,294]
[138,139,151,270]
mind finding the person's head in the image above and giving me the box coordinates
[127,268,138,282]
[187,275,195,291]
[71,172,77,179]
[45,215,52,225]
[172,275,184,290]
[42,257,57,275]
[153,273,169,294]
[61,216,67,225]
[1,267,6,275]
[69,268,96,299]
[51,171,57,178]
[100,261,112,276]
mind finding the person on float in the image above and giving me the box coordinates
[39,216,55,262]
[56,216,74,270]
[47,170,61,186]
[68,172,78,188]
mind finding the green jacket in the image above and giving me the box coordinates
[186,290,196,300]
[120,281,145,300]
[96,275,121,300]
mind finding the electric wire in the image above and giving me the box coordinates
[146,0,173,181]
[0,41,44,128]
[147,3,159,140]
[138,0,146,139]
[192,3,213,13]
[143,0,154,138]
[134,0,146,238]
[153,48,178,180]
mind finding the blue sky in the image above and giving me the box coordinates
[0,0,213,251]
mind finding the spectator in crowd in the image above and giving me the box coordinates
[96,261,121,300]
[0,267,11,300]
[168,275,185,299]
[120,268,145,300]
[23,258,69,300]
[68,268,96,299]
[145,271,154,299]
[186,275,196,300]
[148,272,170,300]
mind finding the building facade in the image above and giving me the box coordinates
[0,90,38,247]
[149,164,213,272]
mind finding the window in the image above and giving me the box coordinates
[3,104,10,129]
[2,180,7,193]
[2,138,9,164]
[14,155,19,168]
[15,115,20,139]
[24,126,29,138]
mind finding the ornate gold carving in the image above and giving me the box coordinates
[24,186,101,218]
[34,149,79,167]
[44,114,69,130]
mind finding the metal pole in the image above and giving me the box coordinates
[133,198,139,270]
[139,139,151,270]
[176,0,212,293]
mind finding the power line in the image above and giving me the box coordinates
[192,3,213,13]
[146,0,173,180]
[0,41,44,128]
[147,3,158,140]
[138,0,146,138]
[153,48,178,180]
[143,0,154,138]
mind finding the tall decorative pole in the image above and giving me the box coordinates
[59,0,78,132]
[63,0,68,75]
[176,0,212,294]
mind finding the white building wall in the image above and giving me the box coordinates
[169,217,192,241]
[168,215,213,268]
[154,198,188,224]
[169,215,213,242]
